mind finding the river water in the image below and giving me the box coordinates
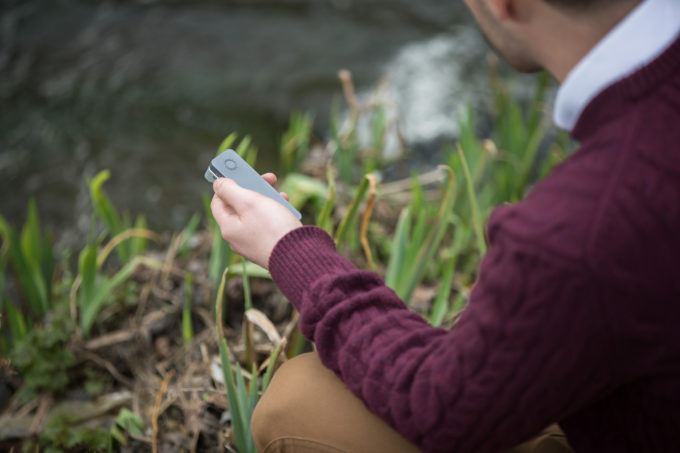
[1,0,496,246]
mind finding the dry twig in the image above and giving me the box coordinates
[360,174,378,269]
[84,309,173,350]
[338,69,360,117]
[28,393,52,436]
[379,168,447,196]
[152,370,175,453]
[80,350,134,388]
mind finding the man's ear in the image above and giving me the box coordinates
[487,0,515,20]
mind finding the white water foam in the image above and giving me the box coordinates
[355,29,487,158]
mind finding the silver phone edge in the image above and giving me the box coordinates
[205,159,302,220]
[204,167,220,184]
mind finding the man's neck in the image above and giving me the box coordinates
[552,0,680,131]
[533,1,642,83]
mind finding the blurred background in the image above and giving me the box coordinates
[1,3,566,449]
[0,0,524,247]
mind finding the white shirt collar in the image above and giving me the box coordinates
[554,0,680,131]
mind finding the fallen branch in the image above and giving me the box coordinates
[80,351,134,388]
[379,168,446,196]
[84,309,175,350]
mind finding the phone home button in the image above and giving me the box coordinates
[224,159,237,171]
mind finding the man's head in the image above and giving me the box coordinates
[463,0,642,80]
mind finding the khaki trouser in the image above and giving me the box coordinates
[251,353,573,453]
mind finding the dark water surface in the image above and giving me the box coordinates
[1,0,490,247]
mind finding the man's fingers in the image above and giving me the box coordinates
[211,194,242,240]
[264,173,288,200]
[211,194,235,224]
[262,173,277,186]
[211,193,235,215]
[213,178,252,213]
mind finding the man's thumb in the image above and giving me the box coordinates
[213,178,251,212]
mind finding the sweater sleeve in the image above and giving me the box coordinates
[268,225,614,452]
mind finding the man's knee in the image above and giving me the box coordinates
[251,352,319,451]
[252,352,426,453]
[250,389,275,452]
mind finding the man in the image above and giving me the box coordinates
[210,0,680,451]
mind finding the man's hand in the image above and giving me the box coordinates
[210,172,302,269]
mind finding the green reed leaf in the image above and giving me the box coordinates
[334,174,371,247]
[316,165,337,235]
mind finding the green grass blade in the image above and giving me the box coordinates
[262,341,284,393]
[458,108,483,175]
[248,362,259,410]
[234,365,254,448]
[0,214,12,252]
[430,260,455,327]
[217,133,238,155]
[204,193,233,286]
[539,144,566,180]
[281,112,313,174]
[20,202,50,314]
[89,170,118,233]
[506,101,526,156]
[214,268,250,451]
[130,215,149,257]
[5,300,27,341]
[241,259,253,312]
[457,145,487,256]
[26,265,49,317]
[371,105,386,153]
[403,202,429,267]
[179,213,201,258]
[384,207,411,290]
[410,172,424,214]
[398,175,428,278]
[182,273,194,343]
[334,174,371,247]
[78,245,97,321]
[429,249,457,327]
[89,170,128,261]
[218,337,247,450]
[401,166,456,303]
[280,173,329,212]
[236,135,258,167]
[1,215,41,315]
[451,292,467,313]
[286,328,308,359]
[21,199,42,268]
[514,122,546,199]
[527,71,550,135]
[81,256,140,337]
[316,166,337,235]
[0,252,7,313]
[209,229,231,286]
[235,363,249,416]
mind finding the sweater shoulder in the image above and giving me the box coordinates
[492,73,680,293]
[486,139,616,269]
[585,83,680,293]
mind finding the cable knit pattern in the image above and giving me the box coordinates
[268,36,680,453]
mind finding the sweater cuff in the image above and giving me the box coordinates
[268,225,356,308]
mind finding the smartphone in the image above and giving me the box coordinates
[205,149,302,219]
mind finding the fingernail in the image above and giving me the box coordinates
[214,178,223,189]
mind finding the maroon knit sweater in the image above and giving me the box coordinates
[268,36,680,452]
